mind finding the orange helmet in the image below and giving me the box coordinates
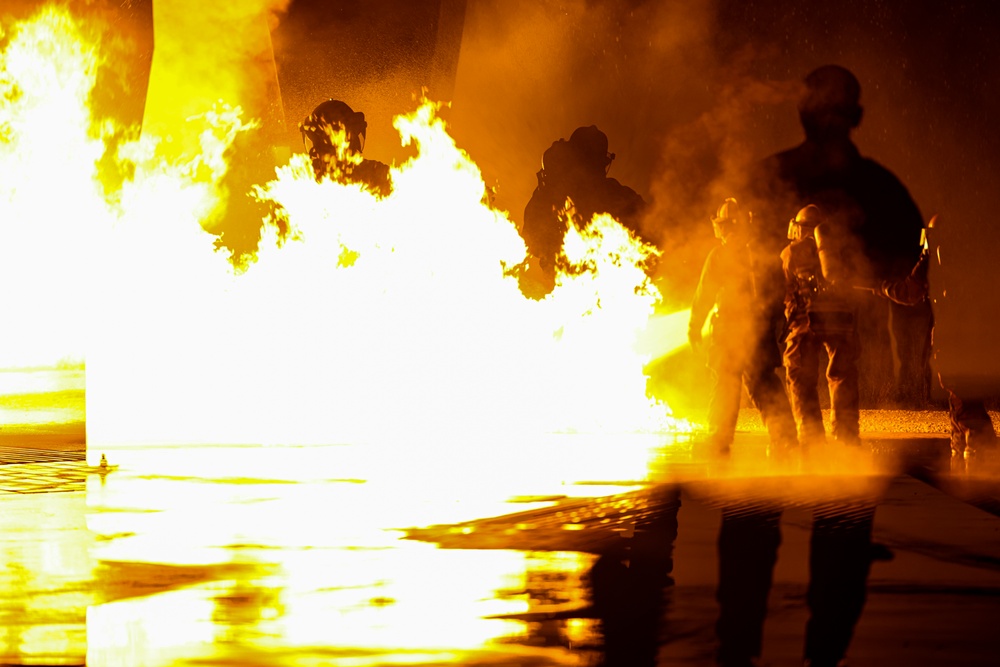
[787,204,823,240]
[711,198,741,239]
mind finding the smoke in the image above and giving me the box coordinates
[446,0,716,232]
[268,0,464,164]
[441,0,804,421]
[439,0,1000,416]
[645,71,803,308]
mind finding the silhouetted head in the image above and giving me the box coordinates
[787,203,824,241]
[300,99,368,174]
[711,197,742,242]
[539,139,579,184]
[798,65,863,141]
[568,125,615,175]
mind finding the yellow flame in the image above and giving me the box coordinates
[88,95,688,452]
[0,5,699,662]
[0,6,106,368]
[0,6,691,467]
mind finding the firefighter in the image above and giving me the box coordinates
[299,99,391,196]
[520,125,648,296]
[521,139,580,277]
[864,217,998,465]
[748,65,932,407]
[688,198,798,456]
[563,125,646,234]
[781,204,861,448]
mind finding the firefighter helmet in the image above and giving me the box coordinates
[788,204,823,240]
[300,99,368,154]
[569,125,615,174]
[541,139,577,176]
[711,197,741,240]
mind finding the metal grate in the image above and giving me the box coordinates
[0,446,86,465]
[0,460,88,493]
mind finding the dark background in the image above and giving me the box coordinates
[4,0,999,397]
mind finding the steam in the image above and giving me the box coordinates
[445,0,717,235]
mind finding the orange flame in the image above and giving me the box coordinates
[0,6,691,473]
[0,6,107,368]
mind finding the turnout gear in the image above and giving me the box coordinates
[748,65,931,407]
[520,126,648,297]
[690,198,798,455]
[874,216,933,306]
[781,204,861,447]
[784,208,855,338]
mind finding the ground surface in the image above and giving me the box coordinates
[3,391,1000,666]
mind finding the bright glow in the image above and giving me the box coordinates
[0,7,106,368]
[88,98,690,452]
[0,2,695,484]
[634,307,693,362]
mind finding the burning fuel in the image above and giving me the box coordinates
[1,6,691,471]
[0,6,106,368]
[90,95,690,452]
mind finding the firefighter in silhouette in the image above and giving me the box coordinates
[781,204,861,448]
[520,125,648,296]
[863,216,998,466]
[688,198,797,455]
[749,65,931,407]
[299,99,391,196]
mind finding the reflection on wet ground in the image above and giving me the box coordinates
[5,421,1000,665]
[1,491,91,665]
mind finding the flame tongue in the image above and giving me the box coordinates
[0,7,107,368]
[1,7,687,467]
[91,98,676,450]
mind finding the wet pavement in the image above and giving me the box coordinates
[0,369,88,666]
[3,403,1000,666]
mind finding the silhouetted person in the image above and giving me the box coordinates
[716,501,877,667]
[749,65,932,407]
[588,484,679,667]
[781,205,861,448]
[689,198,797,455]
[865,217,998,466]
[521,125,648,296]
[299,99,392,196]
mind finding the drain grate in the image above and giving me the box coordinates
[0,446,86,465]
[0,460,88,493]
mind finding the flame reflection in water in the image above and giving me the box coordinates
[83,443,648,665]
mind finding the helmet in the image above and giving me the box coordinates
[711,197,741,240]
[541,139,577,175]
[569,125,615,174]
[788,204,823,240]
[300,99,368,155]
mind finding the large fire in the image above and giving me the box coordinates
[0,6,104,368]
[2,6,691,480]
